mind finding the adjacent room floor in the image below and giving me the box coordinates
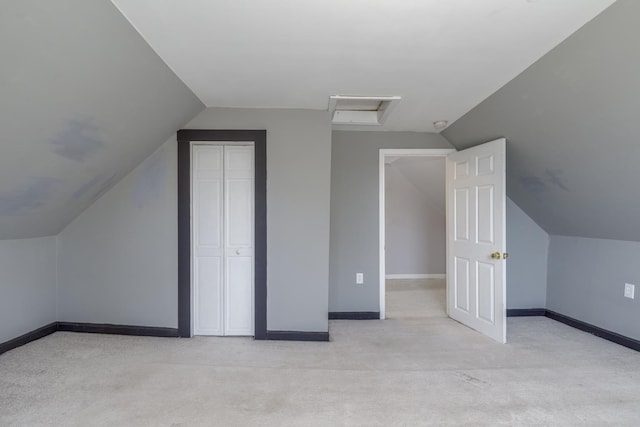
[1,280,639,426]
[386,278,447,319]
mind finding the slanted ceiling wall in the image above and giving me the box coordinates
[0,0,204,239]
[443,0,639,242]
[444,0,640,339]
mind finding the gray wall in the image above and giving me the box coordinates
[329,131,453,312]
[54,107,333,335]
[0,237,57,343]
[443,0,640,242]
[186,108,332,332]
[57,138,178,328]
[547,236,640,341]
[57,108,331,333]
[0,0,203,240]
[47,108,333,335]
[385,159,446,275]
[506,198,548,309]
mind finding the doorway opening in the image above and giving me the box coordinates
[379,140,508,343]
[384,155,447,319]
[379,149,455,320]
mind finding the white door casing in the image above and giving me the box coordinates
[378,149,456,320]
[446,138,506,343]
[192,144,254,336]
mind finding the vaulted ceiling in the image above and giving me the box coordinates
[1,0,624,240]
[112,0,613,132]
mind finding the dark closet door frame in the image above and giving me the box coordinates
[177,129,267,339]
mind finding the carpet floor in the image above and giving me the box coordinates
[1,279,639,426]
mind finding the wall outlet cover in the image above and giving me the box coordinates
[624,283,635,299]
[356,273,364,284]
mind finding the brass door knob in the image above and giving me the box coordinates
[490,252,501,259]
[503,252,509,259]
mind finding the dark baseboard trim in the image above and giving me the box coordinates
[507,308,546,317]
[0,322,58,356]
[506,309,640,352]
[3,322,333,355]
[6,311,637,354]
[544,310,640,352]
[329,311,380,320]
[57,322,179,338]
[265,330,330,342]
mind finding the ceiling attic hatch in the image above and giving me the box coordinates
[328,95,401,125]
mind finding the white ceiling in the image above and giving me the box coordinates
[112,0,614,132]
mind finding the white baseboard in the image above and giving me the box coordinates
[385,274,446,280]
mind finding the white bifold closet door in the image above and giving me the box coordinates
[192,144,254,336]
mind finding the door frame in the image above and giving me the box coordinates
[177,129,267,339]
[378,148,456,319]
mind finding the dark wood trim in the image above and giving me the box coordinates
[253,133,268,340]
[544,310,640,352]
[176,130,268,339]
[0,322,58,356]
[57,322,178,337]
[265,331,330,342]
[329,311,380,320]
[506,308,546,317]
[177,136,191,338]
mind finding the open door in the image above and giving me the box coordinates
[446,138,506,343]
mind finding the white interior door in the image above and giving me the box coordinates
[446,138,506,343]
[192,144,254,336]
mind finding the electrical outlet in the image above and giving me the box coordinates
[624,283,635,299]
[356,273,364,284]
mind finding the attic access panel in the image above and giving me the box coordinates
[329,95,401,125]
